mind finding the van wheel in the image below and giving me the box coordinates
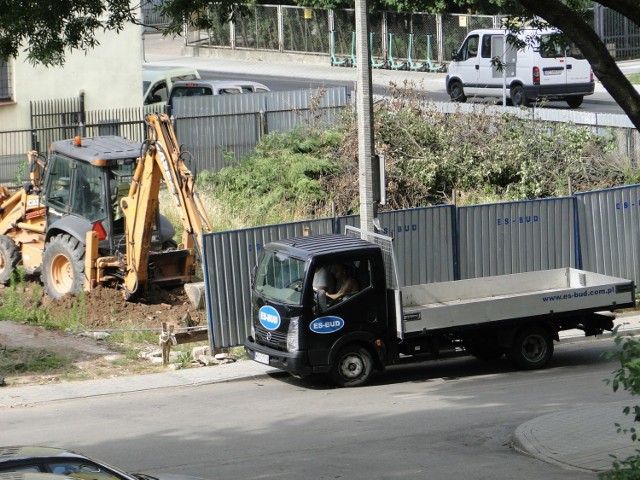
[510,85,529,107]
[0,235,20,284]
[450,81,467,103]
[566,96,584,108]
[508,326,554,370]
[330,345,374,387]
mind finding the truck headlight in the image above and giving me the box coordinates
[287,317,299,352]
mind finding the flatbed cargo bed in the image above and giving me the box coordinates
[400,268,635,334]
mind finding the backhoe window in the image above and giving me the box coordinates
[44,154,72,211]
[254,250,306,305]
[71,162,106,222]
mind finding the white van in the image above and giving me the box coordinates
[445,28,594,108]
[143,66,200,105]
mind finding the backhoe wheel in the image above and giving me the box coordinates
[0,235,20,284]
[330,345,374,388]
[508,326,554,370]
[41,234,85,299]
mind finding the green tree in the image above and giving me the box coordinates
[0,0,245,67]
[1,0,639,132]
[602,332,640,479]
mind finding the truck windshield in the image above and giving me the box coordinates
[254,250,306,305]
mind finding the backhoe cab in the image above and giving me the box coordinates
[0,114,212,299]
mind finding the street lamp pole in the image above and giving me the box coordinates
[355,0,377,233]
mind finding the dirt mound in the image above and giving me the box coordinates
[39,284,201,330]
[0,282,207,387]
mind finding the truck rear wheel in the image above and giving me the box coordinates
[0,235,20,284]
[508,326,554,369]
[42,234,85,299]
[330,345,374,387]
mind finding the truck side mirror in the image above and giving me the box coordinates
[451,49,459,61]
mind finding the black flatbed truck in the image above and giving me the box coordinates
[244,227,635,387]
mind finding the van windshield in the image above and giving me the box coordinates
[255,250,307,305]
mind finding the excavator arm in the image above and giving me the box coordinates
[119,113,213,297]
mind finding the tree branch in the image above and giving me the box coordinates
[517,0,640,131]
[594,0,640,26]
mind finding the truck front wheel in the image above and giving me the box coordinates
[508,326,554,369]
[42,234,85,299]
[0,235,20,284]
[330,345,374,387]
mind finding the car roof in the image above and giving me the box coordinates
[170,79,270,91]
[467,27,559,36]
[142,66,200,82]
[0,446,85,463]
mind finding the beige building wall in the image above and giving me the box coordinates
[0,22,144,131]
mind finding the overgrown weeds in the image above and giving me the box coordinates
[200,87,634,229]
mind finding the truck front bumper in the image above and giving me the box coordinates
[244,337,313,377]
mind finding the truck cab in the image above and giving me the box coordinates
[244,234,391,387]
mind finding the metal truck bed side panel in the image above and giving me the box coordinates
[400,268,634,333]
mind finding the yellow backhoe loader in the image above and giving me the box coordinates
[0,113,213,299]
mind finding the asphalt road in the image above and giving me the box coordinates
[198,69,627,115]
[3,337,628,480]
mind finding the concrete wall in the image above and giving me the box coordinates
[0,21,144,130]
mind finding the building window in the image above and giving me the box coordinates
[0,60,13,101]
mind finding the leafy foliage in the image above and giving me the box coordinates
[601,332,640,479]
[205,90,632,228]
[200,126,343,227]
[0,0,137,66]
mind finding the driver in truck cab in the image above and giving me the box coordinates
[326,263,359,300]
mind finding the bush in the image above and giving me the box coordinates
[203,91,635,229]
[601,332,640,479]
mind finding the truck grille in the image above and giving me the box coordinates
[255,325,287,350]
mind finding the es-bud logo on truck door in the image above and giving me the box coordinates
[310,316,345,334]
[259,305,281,330]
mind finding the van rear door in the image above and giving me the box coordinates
[537,34,569,93]
[564,44,591,87]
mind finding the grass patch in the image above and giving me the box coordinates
[0,344,71,374]
[628,72,640,85]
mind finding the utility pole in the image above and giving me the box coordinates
[355,0,377,233]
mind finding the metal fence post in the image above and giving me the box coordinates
[230,12,236,49]
[436,14,443,64]
[278,5,285,52]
